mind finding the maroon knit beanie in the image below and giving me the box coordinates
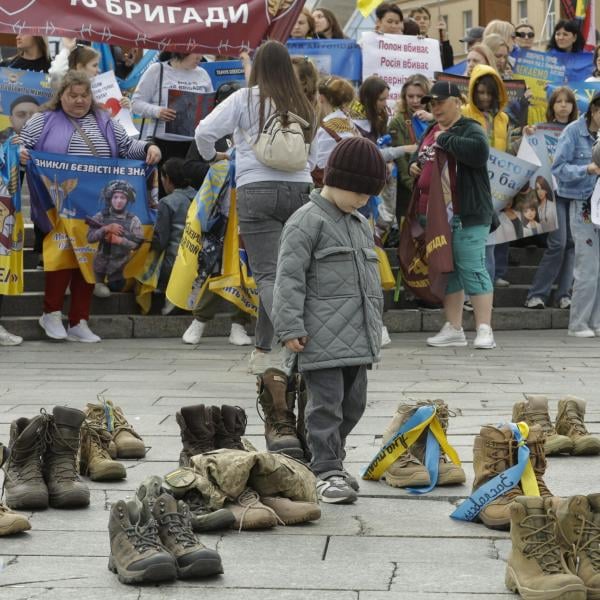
[324,136,387,196]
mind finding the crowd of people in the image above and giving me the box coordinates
[0,9,599,353]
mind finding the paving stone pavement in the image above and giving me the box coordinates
[0,330,599,599]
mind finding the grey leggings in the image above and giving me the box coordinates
[237,181,311,350]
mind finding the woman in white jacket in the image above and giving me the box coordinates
[194,41,317,374]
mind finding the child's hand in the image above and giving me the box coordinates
[285,337,307,352]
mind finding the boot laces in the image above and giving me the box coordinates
[159,510,198,548]
[125,519,163,554]
[112,405,141,439]
[527,409,555,434]
[83,422,112,458]
[572,515,600,571]
[565,409,588,436]
[520,514,564,574]
[44,422,81,482]
[235,487,284,532]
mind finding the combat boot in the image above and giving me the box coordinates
[161,469,236,532]
[472,424,523,530]
[413,399,466,486]
[555,495,600,599]
[293,373,312,462]
[108,498,176,584]
[260,496,321,525]
[175,404,216,466]
[0,443,31,535]
[555,396,600,455]
[211,405,247,450]
[257,368,303,459]
[525,424,553,498]
[43,406,90,508]
[513,395,573,455]
[3,414,49,510]
[381,403,430,488]
[505,496,585,600]
[84,401,117,458]
[79,422,126,481]
[151,493,223,579]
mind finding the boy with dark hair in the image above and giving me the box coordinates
[272,136,387,504]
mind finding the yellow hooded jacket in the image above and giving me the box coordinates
[461,64,509,152]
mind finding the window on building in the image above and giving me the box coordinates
[463,10,472,31]
[517,0,527,22]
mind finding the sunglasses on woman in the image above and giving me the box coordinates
[516,31,535,39]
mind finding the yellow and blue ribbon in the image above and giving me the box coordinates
[451,422,539,522]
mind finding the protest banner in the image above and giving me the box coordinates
[287,39,362,84]
[513,47,593,83]
[165,89,217,137]
[0,68,52,144]
[26,151,156,284]
[361,32,442,105]
[0,0,302,53]
[435,72,526,106]
[0,141,24,295]
[486,148,539,245]
[91,71,138,137]
[547,80,600,114]
[200,60,246,90]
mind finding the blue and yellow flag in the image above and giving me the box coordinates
[0,140,24,295]
[27,151,156,284]
[357,0,382,17]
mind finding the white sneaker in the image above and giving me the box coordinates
[381,325,392,347]
[524,297,545,309]
[39,311,67,340]
[0,325,22,346]
[473,324,496,349]
[66,320,101,343]
[558,297,571,309]
[93,282,111,298]
[161,300,175,316]
[228,323,252,346]
[494,278,510,288]
[427,322,467,347]
[568,329,595,338]
[248,349,271,375]
[182,319,205,344]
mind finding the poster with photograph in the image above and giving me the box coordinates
[164,90,218,138]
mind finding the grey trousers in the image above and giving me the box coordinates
[237,181,311,350]
[303,365,368,475]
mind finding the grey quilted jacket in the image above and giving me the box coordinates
[273,190,383,372]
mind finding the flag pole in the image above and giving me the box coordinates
[539,0,555,45]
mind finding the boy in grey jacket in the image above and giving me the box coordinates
[273,137,387,504]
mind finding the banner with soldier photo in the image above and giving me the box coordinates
[26,151,156,284]
[0,141,24,295]
[486,148,539,245]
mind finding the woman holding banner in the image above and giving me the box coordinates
[194,40,316,374]
[19,70,161,343]
[552,92,600,337]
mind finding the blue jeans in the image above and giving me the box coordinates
[527,197,574,303]
[237,181,311,351]
[569,200,600,332]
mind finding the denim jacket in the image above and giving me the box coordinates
[552,115,598,200]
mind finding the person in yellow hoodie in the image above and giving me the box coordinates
[462,64,510,289]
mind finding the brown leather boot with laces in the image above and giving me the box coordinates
[555,396,600,455]
[211,406,247,451]
[80,422,126,481]
[175,405,216,466]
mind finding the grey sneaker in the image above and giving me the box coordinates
[427,322,467,347]
[316,471,358,504]
[525,296,545,309]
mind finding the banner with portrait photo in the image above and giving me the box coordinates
[360,32,442,106]
[164,89,217,138]
[287,39,362,84]
[201,60,246,90]
[0,141,24,295]
[434,72,527,106]
[0,68,52,145]
[486,148,539,245]
[26,151,156,284]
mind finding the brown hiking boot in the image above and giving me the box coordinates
[211,405,246,450]
[151,493,223,579]
[80,422,126,481]
[513,395,573,455]
[505,496,585,600]
[294,373,312,462]
[556,396,600,455]
[108,499,177,584]
[3,414,49,510]
[525,424,553,498]
[472,424,523,530]
[175,405,216,466]
[555,494,600,599]
[257,368,303,459]
[261,496,321,525]
[43,406,90,508]
[381,403,430,488]
[225,487,281,530]
[161,469,236,532]
[0,444,31,535]
[413,399,466,486]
